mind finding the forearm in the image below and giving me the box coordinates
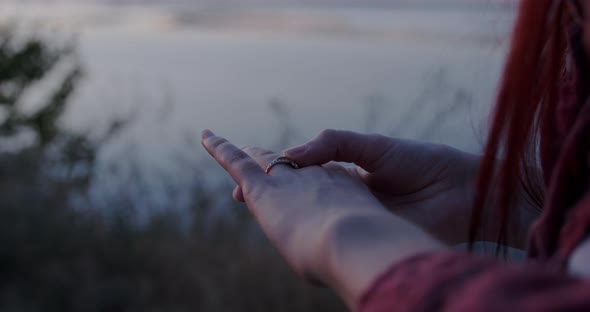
[319,212,445,309]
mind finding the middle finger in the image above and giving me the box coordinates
[232,146,297,202]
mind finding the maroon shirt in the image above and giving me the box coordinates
[359,25,590,312]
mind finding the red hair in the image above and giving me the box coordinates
[469,0,570,253]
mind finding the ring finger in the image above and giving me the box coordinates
[233,146,297,202]
[241,146,297,177]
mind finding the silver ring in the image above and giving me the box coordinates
[265,156,300,174]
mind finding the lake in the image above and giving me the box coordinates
[0,3,515,184]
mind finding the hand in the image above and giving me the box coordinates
[201,130,443,308]
[201,130,386,281]
[278,129,481,245]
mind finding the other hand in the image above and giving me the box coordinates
[237,129,481,245]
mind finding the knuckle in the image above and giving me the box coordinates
[225,149,250,166]
[368,133,384,140]
[209,137,228,150]
[240,145,252,151]
[217,141,234,156]
[369,133,388,145]
[257,150,275,158]
[318,128,337,139]
[242,145,271,156]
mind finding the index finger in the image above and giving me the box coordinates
[201,130,268,188]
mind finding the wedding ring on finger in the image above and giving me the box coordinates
[264,156,300,174]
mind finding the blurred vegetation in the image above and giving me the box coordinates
[0,30,346,311]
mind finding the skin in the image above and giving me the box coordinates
[201,130,443,309]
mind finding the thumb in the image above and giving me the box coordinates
[284,129,396,173]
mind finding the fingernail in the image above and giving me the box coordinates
[284,144,308,156]
[202,129,215,139]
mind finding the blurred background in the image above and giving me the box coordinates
[0,0,515,311]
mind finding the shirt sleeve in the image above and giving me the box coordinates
[358,252,590,312]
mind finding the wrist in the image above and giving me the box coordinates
[319,212,445,308]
